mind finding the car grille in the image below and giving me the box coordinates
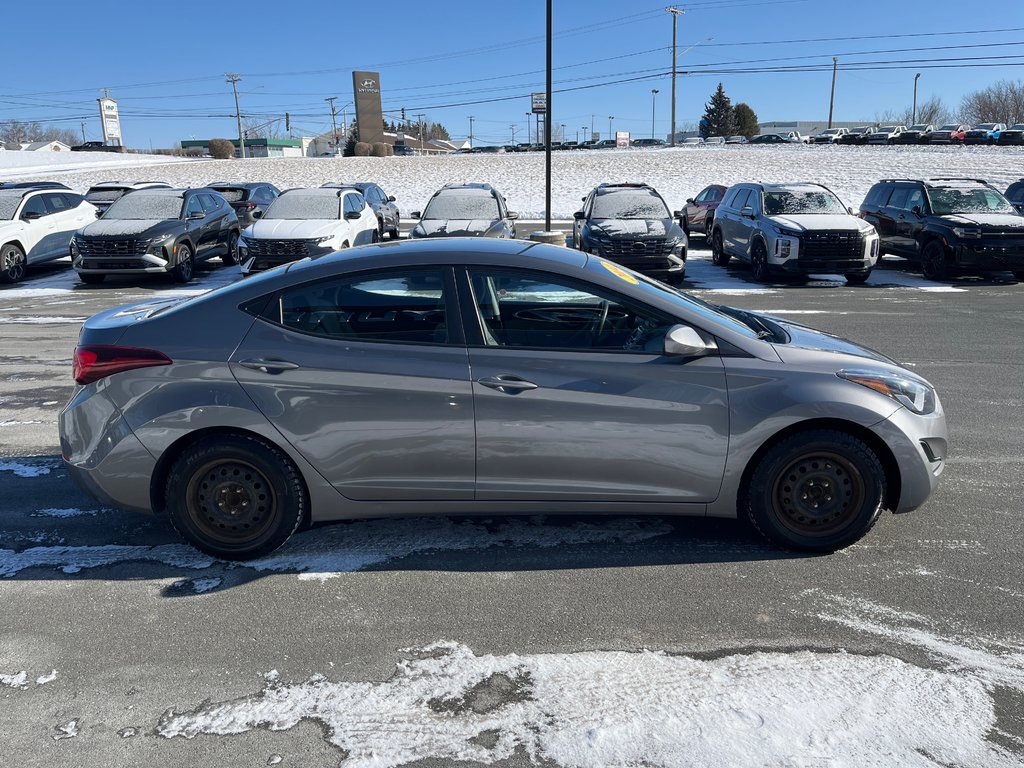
[599,239,677,271]
[76,238,149,257]
[246,239,313,258]
[799,231,864,263]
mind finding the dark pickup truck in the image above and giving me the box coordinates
[71,142,126,153]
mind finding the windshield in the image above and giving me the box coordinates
[212,188,246,202]
[85,188,127,203]
[976,124,997,130]
[937,125,959,131]
[103,194,182,220]
[0,197,19,220]
[878,126,898,132]
[820,130,839,135]
[764,190,846,215]
[264,193,340,220]
[852,127,869,132]
[928,187,1016,216]
[908,125,930,131]
[592,191,670,220]
[422,194,499,220]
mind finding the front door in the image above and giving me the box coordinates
[231,267,475,501]
[462,267,730,502]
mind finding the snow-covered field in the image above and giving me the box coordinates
[0,149,196,178]
[4,144,1022,219]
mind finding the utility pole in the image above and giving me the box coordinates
[511,124,516,144]
[80,121,86,142]
[225,73,245,159]
[913,73,921,124]
[608,116,614,142]
[526,112,531,145]
[667,6,684,146]
[415,113,425,151]
[544,0,552,232]
[325,96,339,155]
[581,126,588,144]
[591,114,595,142]
[468,116,474,148]
[651,89,660,139]
[827,57,838,130]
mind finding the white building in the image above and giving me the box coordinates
[22,140,71,152]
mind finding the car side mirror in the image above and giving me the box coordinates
[741,206,755,219]
[848,206,856,215]
[21,211,42,221]
[911,205,923,217]
[573,211,585,220]
[188,210,206,220]
[672,210,684,218]
[387,195,396,202]
[411,211,421,219]
[95,209,103,218]
[507,211,519,220]
[581,196,587,202]
[252,210,262,219]
[663,325,710,358]
[685,198,695,204]
[344,210,362,220]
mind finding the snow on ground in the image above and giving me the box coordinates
[0,150,196,179]
[156,594,1024,768]
[8,144,1022,219]
[0,459,52,478]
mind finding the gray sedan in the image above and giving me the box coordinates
[60,238,947,560]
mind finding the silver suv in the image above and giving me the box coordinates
[710,182,880,284]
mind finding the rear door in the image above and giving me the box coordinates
[461,267,729,502]
[230,266,475,500]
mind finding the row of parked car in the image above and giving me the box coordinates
[809,122,1024,145]
[2,174,1023,286]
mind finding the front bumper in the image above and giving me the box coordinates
[594,240,687,281]
[952,239,1024,269]
[870,399,948,513]
[768,232,879,274]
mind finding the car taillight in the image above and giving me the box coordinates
[234,202,257,210]
[73,345,172,385]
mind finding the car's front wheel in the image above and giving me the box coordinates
[0,243,27,284]
[710,230,730,266]
[742,429,886,552]
[751,239,771,282]
[165,435,307,560]
[920,240,950,281]
[170,243,194,283]
[389,217,400,240]
[844,271,871,285]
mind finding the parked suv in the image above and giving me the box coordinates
[997,124,1024,146]
[573,182,687,284]
[409,183,518,239]
[678,184,727,239]
[868,125,906,144]
[71,188,239,284]
[897,124,934,145]
[838,126,875,145]
[964,123,1006,145]
[322,181,400,239]
[925,124,970,144]
[812,128,848,144]
[711,182,879,284]
[1006,180,1024,215]
[859,177,1024,280]
[0,188,96,282]
[208,182,280,228]
[238,187,378,275]
[84,181,170,214]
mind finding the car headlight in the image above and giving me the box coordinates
[587,229,611,242]
[69,236,78,256]
[837,369,936,415]
[952,227,981,239]
[770,225,802,238]
[311,235,335,245]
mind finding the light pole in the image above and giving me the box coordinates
[511,124,516,144]
[325,96,338,156]
[667,6,684,146]
[468,116,474,148]
[560,123,566,143]
[651,89,660,140]
[608,116,614,142]
[581,125,588,145]
[913,73,921,124]
[526,112,531,145]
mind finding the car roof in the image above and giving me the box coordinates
[321,182,370,191]
[90,180,168,188]
[0,188,40,200]
[0,181,71,190]
[280,187,356,197]
[595,183,656,194]
[209,182,268,189]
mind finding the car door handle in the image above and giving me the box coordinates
[238,358,301,374]
[477,375,539,392]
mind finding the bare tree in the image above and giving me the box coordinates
[960,80,1024,126]
[1,120,80,146]
[241,117,286,140]
[874,95,952,127]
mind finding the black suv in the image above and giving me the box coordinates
[573,183,687,284]
[209,182,280,228]
[71,188,239,284]
[859,178,1024,280]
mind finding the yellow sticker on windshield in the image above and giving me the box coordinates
[599,260,639,285]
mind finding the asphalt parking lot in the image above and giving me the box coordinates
[2,237,1023,766]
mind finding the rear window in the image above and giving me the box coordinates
[213,188,247,202]
[863,184,891,208]
[85,188,126,203]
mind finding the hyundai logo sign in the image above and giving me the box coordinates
[361,79,376,88]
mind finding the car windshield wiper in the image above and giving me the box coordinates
[712,305,777,339]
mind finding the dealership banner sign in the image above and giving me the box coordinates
[98,98,122,145]
[531,93,547,114]
[353,71,384,145]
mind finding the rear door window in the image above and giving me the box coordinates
[199,193,222,212]
[887,187,911,210]
[863,184,891,209]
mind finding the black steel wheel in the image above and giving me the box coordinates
[0,243,27,283]
[743,429,886,552]
[920,240,950,281]
[751,239,771,282]
[165,435,306,560]
[170,243,194,284]
[711,230,730,266]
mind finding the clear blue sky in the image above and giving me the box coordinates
[4,0,1023,147]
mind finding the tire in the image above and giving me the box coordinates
[920,240,950,281]
[164,434,307,560]
[710,230,730,266]
[377,217,386,239]
[221,231,239,266]
[389,217,400,240]
[742,429,886,552]
[78,272,105,285]
[751,239,771,283]
[1013,270,1024,282]
[844,271,871,285]
[0,243,27,284]
[704,215,714,239]
[170,243,194,284]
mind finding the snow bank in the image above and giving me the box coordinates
[0,150,196,179]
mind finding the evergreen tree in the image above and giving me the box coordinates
[733,103,759,139]
[700,83,737,138]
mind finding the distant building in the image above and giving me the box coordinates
[22,140,71,152]
[179,138,304,158]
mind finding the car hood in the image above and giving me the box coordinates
[79,219,178,238]
[766,316,897,367]
[246,219,340,239]
[590,218,679,238]
[767,214,866,232]
[413,219,504,237]
[938,213,1024,229]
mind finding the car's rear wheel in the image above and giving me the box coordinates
[165,435,307,560]
[170,243,194,283]
[751,239,771,282]
[710,230,730,266]
[743,429,886,552]
[389,217,400,240]
[78,272,105,285]
[0,243,27,284]
[221,231,239,266]
[921,240,950,281]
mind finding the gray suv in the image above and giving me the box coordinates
[710,182,880,284]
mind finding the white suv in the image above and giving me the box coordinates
[0,187,97,283]
[710,182,880,284]
[238,187,379,274]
